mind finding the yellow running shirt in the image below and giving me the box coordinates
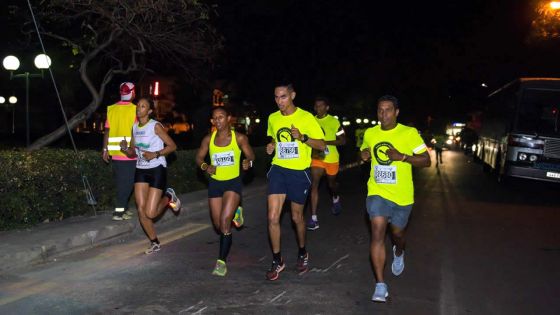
[315,114,341,163]
[267,107,324,170]
[360,124,427,206]
[209,130,241,181]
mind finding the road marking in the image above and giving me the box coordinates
[310,254,349,273]
[0,223,211,306]
[269,290,286,303]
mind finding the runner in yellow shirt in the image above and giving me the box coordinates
[265,82,325,281]
[360,95,430,302]
[195,106,255,276]
[307,96,346,231]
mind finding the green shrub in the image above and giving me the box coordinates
[0,147,269,230]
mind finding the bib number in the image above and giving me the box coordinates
[213,151,235,166]
[374,165,397,184]
[277,142,299,159]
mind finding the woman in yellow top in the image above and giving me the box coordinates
[195,107,255,276]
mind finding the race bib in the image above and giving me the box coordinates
[213,151,235,166]
[277,142,299,159]
[136,148,150,167]
[324,146,330,155]
[374,165,397,184]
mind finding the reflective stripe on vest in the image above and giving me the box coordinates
[107,103,136,157]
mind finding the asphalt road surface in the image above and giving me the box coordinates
[1,150,559,314]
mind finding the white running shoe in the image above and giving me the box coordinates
[166,188,181,212]
[371,283,389,303]
[391,245,405,276]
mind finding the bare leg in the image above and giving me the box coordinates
[135,183,156,240]
[268,194,286,254]
[291,201,306,248]
[209,197,223,231]
[220,191,240,234]
[389,224,406,256]
[370,216,389,283]
[310,167,324,216]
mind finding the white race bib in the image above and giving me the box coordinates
[213,151,235,166]
[277,142,300,159]
[136,148,150,167]
[374,165,397,184]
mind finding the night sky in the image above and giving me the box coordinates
[213,0,560,126]
[2,0,560,136]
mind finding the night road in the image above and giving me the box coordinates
[1,150,559,315]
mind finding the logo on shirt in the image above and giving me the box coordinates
[276,127,294,142]
[373,142,394,165]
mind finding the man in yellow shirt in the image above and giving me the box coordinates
[307,96,346,231]
[265,82,325,281]
[360,95,430,302]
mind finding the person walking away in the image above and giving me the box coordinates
[360,95,430,302]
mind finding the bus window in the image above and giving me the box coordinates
[517,88,560,135]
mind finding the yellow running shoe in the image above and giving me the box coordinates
[212,259,227,276]
[232,206,244,228]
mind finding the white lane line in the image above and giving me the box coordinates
[310,254,349,273]
[270,290,286,303]
[439,256,458,315]
[192,306,208,314]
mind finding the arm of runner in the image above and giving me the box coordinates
[291,124,326,151]
[327,126,346,146]
[266,137,276,155]
[360,148,371,161]
[152,123,177,160]
[237,132,255,170]
[120,136,138,158]
[195,135,215,174]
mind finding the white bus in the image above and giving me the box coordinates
[475,77,560,183]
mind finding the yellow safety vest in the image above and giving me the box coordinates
[107,102,136,157]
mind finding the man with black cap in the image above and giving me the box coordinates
[102,82,138,220]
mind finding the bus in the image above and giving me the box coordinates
[474,77,560,183]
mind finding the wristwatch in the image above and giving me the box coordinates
[301,134,309,143]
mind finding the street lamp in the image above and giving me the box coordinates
[2,54,51,146]
[9,96,17,134]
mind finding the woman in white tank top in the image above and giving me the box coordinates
[120,97,182,254]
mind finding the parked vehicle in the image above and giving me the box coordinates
[474,77,560,183]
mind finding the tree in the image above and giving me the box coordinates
[19,0,223,150]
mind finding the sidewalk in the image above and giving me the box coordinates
[0,177,267,274]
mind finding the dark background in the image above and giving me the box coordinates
[1,0,560,145]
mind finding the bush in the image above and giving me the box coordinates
[0,147,269,230]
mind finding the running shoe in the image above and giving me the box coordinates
[212,259,227,276]
[166,188,181,212]
[371,282,389,303]
[391,245,405,276]
[306,218,319,231]
[331,196,342,215]
[296,252,309,274]
[265,259,285,281]
[112,212,132,221]
[232,206,244,228]
[145,242,161,254]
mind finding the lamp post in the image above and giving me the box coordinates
[2,54,51,147]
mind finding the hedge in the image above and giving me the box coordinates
[0,147,270,230]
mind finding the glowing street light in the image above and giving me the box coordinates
[2,54,51,146]
[551,1,560,9]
